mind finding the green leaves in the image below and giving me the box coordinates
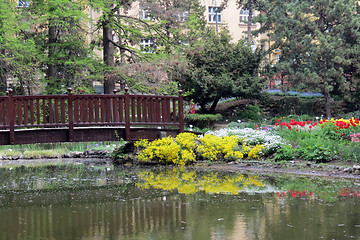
[178,31,263,113]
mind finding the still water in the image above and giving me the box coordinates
[0,164,359,240]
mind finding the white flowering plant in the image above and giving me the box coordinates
[205,128,288,155]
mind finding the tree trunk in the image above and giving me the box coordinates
[103,20,115,94]
[0,48,7,94]
[46,23,56,83]
[199,97,220,114]
[324,87,332,119]
[209,96,221,113]
[46,23,58,93]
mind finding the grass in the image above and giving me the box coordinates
[0,140,126,159]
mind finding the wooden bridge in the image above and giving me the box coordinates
[0,88,184,145]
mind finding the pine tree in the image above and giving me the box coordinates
[260,0,360,118]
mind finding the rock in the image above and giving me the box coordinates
[353,165,360,170]
[343,167,352,173]
[354,170,360,175]
[71,151,82,158]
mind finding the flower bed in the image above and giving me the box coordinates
[134,131,270,165]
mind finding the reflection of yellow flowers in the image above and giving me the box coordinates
[136,168,265,195]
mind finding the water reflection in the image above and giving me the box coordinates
[136,167,266,195]
[0,165,359,240]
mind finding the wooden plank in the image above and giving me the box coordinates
[172,99,176,122]
[113,97,118,123]
[0,100,5,125]
[119,98,124,122]
[94,98,100,123]
[74,99,79,123]
[89,97,94,123]
[124,88,131,140]
[36,99,41,125]
[142,97,147,122]
[137,97,142,122]
[80,98,86,123]
[156,98,161,122]
[42,98,46,125]
[49,98,53,124]
[106,97,112,122]
[54,98,59,123]
[16,100,22,125]
[24,99,29,125]
[100,98,105,122]
[30,99,35,125]
[61,98,66,123]
[131,97,136,122]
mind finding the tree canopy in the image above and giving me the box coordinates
[178,30,263,113]
[259,0,360,117]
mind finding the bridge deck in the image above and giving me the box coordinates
[0,88,184,145]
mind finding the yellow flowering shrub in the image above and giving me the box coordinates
[134,132,266,165]
[197,135,243,161]
[248,144,264,159]
[136,136,181,164]
[241,143,265,159]
[175,132,197,150]
[134,139,149,149]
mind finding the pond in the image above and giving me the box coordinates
[0,164,359,240]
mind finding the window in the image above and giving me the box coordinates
[240,8,255,24]
[208,7,221,23]
[140,8,153,21]
[18,0,29,7]
[140,39,155,53]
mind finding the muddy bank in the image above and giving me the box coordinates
[195,160,360,180]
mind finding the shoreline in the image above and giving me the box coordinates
[1,157,360,181]
[196,160,360,181]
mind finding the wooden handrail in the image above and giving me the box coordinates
[1,88,184,144]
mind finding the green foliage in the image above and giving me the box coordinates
[344,111,360,120]
[238,105,264,121]
[178,29,263,113]
[260,0,360,118]
[298,144,336,163]
[338,142,360,162]
[185,113,222,129]
[273,144,296,161]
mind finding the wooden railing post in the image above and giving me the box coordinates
[124,87,131,140]
[67,88,74,142]
[6,89,15,144]
[178,90,184,133]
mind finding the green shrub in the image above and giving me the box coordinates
[185,114,222,129]
[238,105,264,122]
[338,142,360,162]
[344,111,360,119]
[273,144,296,161]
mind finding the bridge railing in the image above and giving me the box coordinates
[0,88,184,144]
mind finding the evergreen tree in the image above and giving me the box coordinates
[0,0,40,94]
[260,0,360,118]
[28,0,99,94]
[178,30,263,113]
